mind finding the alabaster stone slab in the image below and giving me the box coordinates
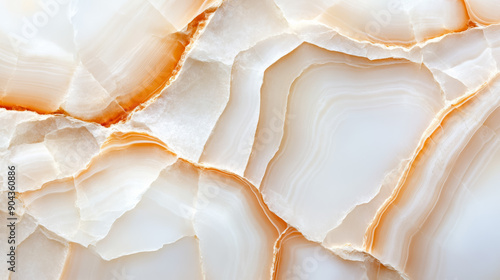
[2,0,500,279]
[0,0,220,124]
[14,132,286,280]
[365,77,500,280]
[274,229,403,280]
[0,109,108,193]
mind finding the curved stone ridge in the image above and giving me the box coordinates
[2,0,500,279]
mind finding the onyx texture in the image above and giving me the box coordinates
[1,0,500,279]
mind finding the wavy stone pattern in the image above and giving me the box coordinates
[0,0,219,125]
[1,0,500,279]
